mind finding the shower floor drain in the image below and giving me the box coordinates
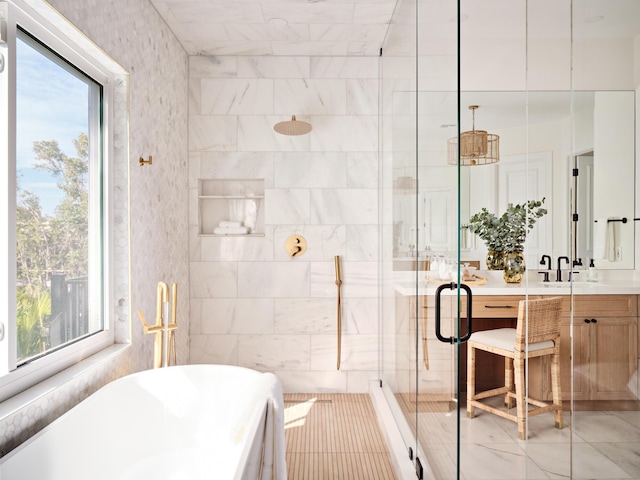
[284,398,332,404]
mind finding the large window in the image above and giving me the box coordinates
[16,29,103,364]
[0,0,114,399]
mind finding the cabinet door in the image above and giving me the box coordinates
[589,317,638,400]
[557,319,590,401]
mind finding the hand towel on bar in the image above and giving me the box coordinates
[213,226,250,235]
[607,217,621,261]
[219,220,243,227]
[593,218,608,259]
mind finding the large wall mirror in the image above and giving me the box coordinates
[392,90,636,270]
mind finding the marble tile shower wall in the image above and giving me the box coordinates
[0,0,189,456]
[188,56,380,393]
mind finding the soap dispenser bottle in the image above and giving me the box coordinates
[586,259,598,282]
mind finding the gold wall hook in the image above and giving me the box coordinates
[139,155,152,166]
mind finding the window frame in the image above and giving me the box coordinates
[0,0,116,402]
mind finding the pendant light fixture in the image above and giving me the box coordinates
[447,105,499,166]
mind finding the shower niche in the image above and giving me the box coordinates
[197,178,265,236]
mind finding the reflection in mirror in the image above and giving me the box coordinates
[392,90,636,270]
[573,152,594,266]
[582,91,635,269]
[392,90,471,270]
[392,167,470,260]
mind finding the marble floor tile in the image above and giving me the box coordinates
[590,442,640,479]
[538,442,632,479]
[406,404,640,480]
[458,442,549,480]
[459,412,518,445]
[611,410,640,430]
[572,411,640,443]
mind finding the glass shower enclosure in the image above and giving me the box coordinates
[379,1,639,479]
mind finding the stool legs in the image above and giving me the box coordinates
[514,357,527,440]
[504,357,514,408]
[466,344,563,440]
[551,350,564,429]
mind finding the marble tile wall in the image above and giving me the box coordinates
[189,55,380,393]
[0,0,189,456]
[48,0,190,370]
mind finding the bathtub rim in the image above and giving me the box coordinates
[0,363,279,480]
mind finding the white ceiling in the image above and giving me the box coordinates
[149,0,640,58]
[149,0,398,56]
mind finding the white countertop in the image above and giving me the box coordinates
[394,269,640,296]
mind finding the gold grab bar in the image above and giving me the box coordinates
[335,255,343,370]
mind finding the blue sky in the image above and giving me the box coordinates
[16,35,89,216]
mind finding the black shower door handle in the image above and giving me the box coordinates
[434,282,473,344]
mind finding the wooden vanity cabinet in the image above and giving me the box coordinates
[408,291,638,402]
[543,295,638,401]
[460,294,638,401]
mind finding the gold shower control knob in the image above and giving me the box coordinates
[285,235,307,257]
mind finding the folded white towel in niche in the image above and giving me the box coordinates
[219,220,243,227]
[214,226,250,235]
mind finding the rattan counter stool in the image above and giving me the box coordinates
[466,296,564,440]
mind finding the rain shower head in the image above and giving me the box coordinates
[273,115,312,136]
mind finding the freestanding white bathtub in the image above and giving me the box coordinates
[0,365,287,479]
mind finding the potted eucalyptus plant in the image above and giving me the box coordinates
[468,198,547,282]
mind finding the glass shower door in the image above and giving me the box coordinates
[381,0,478,477]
